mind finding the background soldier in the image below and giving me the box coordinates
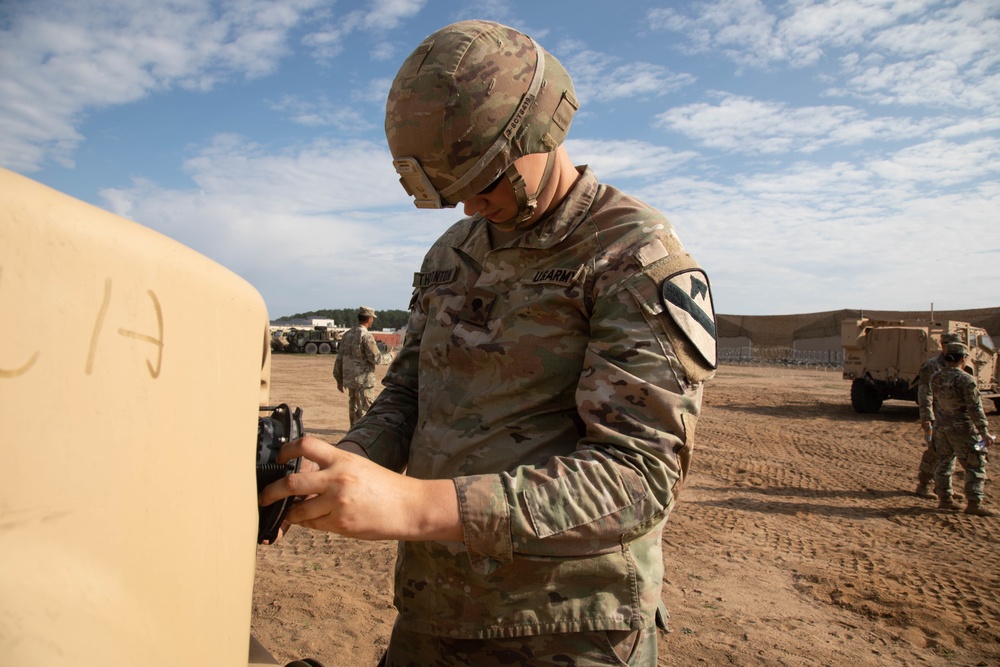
[932,342,997,516]
[333,306,393,426]
[914,331,963,498]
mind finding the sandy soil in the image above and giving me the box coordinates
[252,354,1000,666]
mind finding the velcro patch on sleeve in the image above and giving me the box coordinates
[624,252,718,383]
[661,269,717,371]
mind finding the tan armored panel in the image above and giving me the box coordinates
[0,168,271,666]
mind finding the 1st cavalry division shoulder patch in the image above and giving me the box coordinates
[661,269,717,369]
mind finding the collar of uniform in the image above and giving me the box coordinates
[528,165,598,249]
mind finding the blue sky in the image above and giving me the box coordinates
[2,0,998,319]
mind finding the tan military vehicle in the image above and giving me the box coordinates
[0,168,321,666]
[842,317,1000,414]
[270,327,292,353]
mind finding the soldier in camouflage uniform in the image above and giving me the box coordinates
[333,306,394,426]
[261,20,717,666]
[931,342,997,516]
[914,332,964,498]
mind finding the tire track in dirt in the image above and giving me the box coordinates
[673,367,1000,665]
[254,358,1000,666]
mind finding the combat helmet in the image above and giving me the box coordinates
[385,20,579,227]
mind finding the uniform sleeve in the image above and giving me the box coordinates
[917,360,934,422]
[456,256,714,574]
[361,331,394,365]
[333,349,343,384]
[964,381,990,438]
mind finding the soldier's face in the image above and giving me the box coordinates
[461,172,515,224]
[460,153,551,232]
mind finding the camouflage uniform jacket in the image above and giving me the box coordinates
[346,167,717,639]
[333,325,391,389]
[917,353,947,422]
[930,367,989,439]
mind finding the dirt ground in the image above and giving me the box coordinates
[252,354,1000,666]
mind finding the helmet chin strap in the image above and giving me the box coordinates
[499,150,557,229]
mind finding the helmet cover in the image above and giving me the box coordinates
[385,20,578,208]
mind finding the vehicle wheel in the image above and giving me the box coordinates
[318,342,332,354]
[304,342,318,354]
[850,378,883,413]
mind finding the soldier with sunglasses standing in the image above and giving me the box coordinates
[262,20,717,666]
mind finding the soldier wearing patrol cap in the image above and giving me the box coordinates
[261,20,717,666]
[333,306,394,426]
[931,342,997,516]
[914,331,965,498]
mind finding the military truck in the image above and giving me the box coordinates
[270,328,292,353]
[842,318,1000,414]
[285,326,340,354]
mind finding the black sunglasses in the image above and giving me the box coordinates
[477,173,505,196]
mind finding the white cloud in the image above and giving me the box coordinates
[362,0,427,30]
[301,26,347,60]
[126,133,403,218]
[301,0,425,61]
[562,50,695,104]
[97,133,454,317]
[656,94,936,154]
[834,54,1000,110]
[353,78,394,105]
[565,138,698,181]
[867,137,1000,185]
[865,0,999,64]
[648,0,792,69]
[649,0,1000,108]
[369,41,398,61]
[802,1,1000,108]
[267,95,375,131]
[778,0,928,50]
[935,116,1000,139]
[632,157,999,315]
[0,0,331,173]
[4,0,997,319]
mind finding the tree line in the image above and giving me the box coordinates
[276,308,411,331]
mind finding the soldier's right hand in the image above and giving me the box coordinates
[258,435,462,542]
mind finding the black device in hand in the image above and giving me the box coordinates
[256,404,304,544]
